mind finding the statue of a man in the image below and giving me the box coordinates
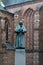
[15,20,26,48]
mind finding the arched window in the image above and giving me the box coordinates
[4,17,9,42]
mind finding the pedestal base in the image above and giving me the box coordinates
[15,49,26,65]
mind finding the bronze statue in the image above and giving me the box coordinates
[15,20,26,48]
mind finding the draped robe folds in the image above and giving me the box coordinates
[15,24,26,48]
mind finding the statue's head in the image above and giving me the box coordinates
[19,20,23,25]
[19,19,24,27]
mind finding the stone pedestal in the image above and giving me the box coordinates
[15,49,26,65]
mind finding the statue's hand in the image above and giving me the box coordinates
[19,29,23,32]
[21,29,23,32]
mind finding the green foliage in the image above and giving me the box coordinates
[0,0,2,2]
[0,0,2,4]
[0,0,2,5]
[0,0,1,4]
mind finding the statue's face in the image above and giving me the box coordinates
[19,21,23,27]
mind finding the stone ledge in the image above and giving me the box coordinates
[26,49,43,53]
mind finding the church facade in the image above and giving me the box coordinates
[0,0,43,65]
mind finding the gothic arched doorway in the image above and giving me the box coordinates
[23,8,34,50]
[23,8,34,65]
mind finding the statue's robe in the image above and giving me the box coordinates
[15,24,26,48]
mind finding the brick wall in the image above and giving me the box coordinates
[0,1,43,65]
[39,6,43,65]
[0,12,14,65]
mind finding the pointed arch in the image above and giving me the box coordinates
[23,8,34,17]
[4,17,9,42]
[23,8,34,49]
[23,8,34,65]
[39,5,43,11]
